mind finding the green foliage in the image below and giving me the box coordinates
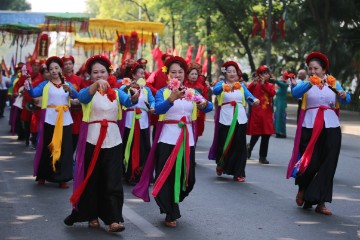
[0,0,31,11]
[85,0,360,98]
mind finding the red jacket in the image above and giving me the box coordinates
[246,81,276,135]
[145,69,168,96]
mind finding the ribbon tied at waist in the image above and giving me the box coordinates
[298,105,333,174]
[47,105,69,172]
[152,116,191,203]
[70,119,114,206]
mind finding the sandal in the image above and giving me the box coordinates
[233,176,245,182]
[315,204,332,215]
[216,166,223,176]
[164,220,177,228]
[59,183,69,189]
[108,222,125,232]
[37,179,45,185]
[296,190,304,207]
[88,219,100,228]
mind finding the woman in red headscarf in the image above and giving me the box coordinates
[120,62,155,185]
[209,61,259,182]
[25,56,79,188]
[246,65,276,164]
[132,56,213,227]
[287,52,351,215]
[64,55,139,232]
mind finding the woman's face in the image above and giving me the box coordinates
[48,62,62,80]
[132,67,145,81]
[188,69,198,83]
[225,66,238,82]
[259,70,270,80]
[90,63,109,82]
[168,63,185,83]
[42,69,51,80]
[308,60,326,78]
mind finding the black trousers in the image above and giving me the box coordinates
[69,143,124,225]
[154,143,195,221]
[0,89,7,117]
[249,134,271,158]
[295,127,341,204]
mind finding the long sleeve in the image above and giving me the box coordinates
[155,88,174,114]
[213,81,224,95]
[261,82,276,97]
[242,83,258,105]
[28,81,48,98]
[335,82,351,104]
[78,87,94,104]
[145,86,155,108]
[291,81,312,99]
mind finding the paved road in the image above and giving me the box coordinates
[0,104,359,240]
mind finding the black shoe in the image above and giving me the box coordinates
[259,157,269,164]
[246,144,251,159]
[276,133,286,138]
[64,215,75,226]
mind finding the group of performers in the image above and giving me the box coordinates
[6,50,351,232]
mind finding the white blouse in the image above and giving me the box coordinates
[125,88,149,129]
[303,85,340,128]
[219,90,247,125]
[86,92,122,148]
[45,84,73,126]
[158,98,195,146]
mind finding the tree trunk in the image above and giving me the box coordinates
[206,16,212,82]
[215,3,256,72]
[353,73,360,103]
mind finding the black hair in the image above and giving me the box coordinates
[166,61,186,74]
[46,59,63,71]
[131,64,144,76]
[40,66,48,75]
[308,57,326,70]
[242,72,249,82]
[88,59,111,74]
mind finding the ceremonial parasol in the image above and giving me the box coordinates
[0,23,41,63]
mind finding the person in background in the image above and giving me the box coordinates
[64,55,139,232]
[287,52,351,215]
[137,58,151,79]
[133,56,213,228]
[246,65,276,164]
[62,55,88,155]
[146,54,172,139]
[274,71,291,138]
[26,56,78,188]
[184,62,208,143]
[0,67,11,117]
[9,63,25,139]
[209,61,259,182]
[120,62,155,185]
[293,69,308,122]
[14,59,43,146]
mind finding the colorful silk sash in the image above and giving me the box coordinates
[70,119,115,205]
[152,116,190,203]
[47,105,69,171]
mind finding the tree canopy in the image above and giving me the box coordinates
[86,0,360,100]
[0,0,31,11]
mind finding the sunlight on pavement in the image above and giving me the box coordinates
[16,215,43,221]
[294,221,320,225]
[332,196,360,202]
[14,175,35,180]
